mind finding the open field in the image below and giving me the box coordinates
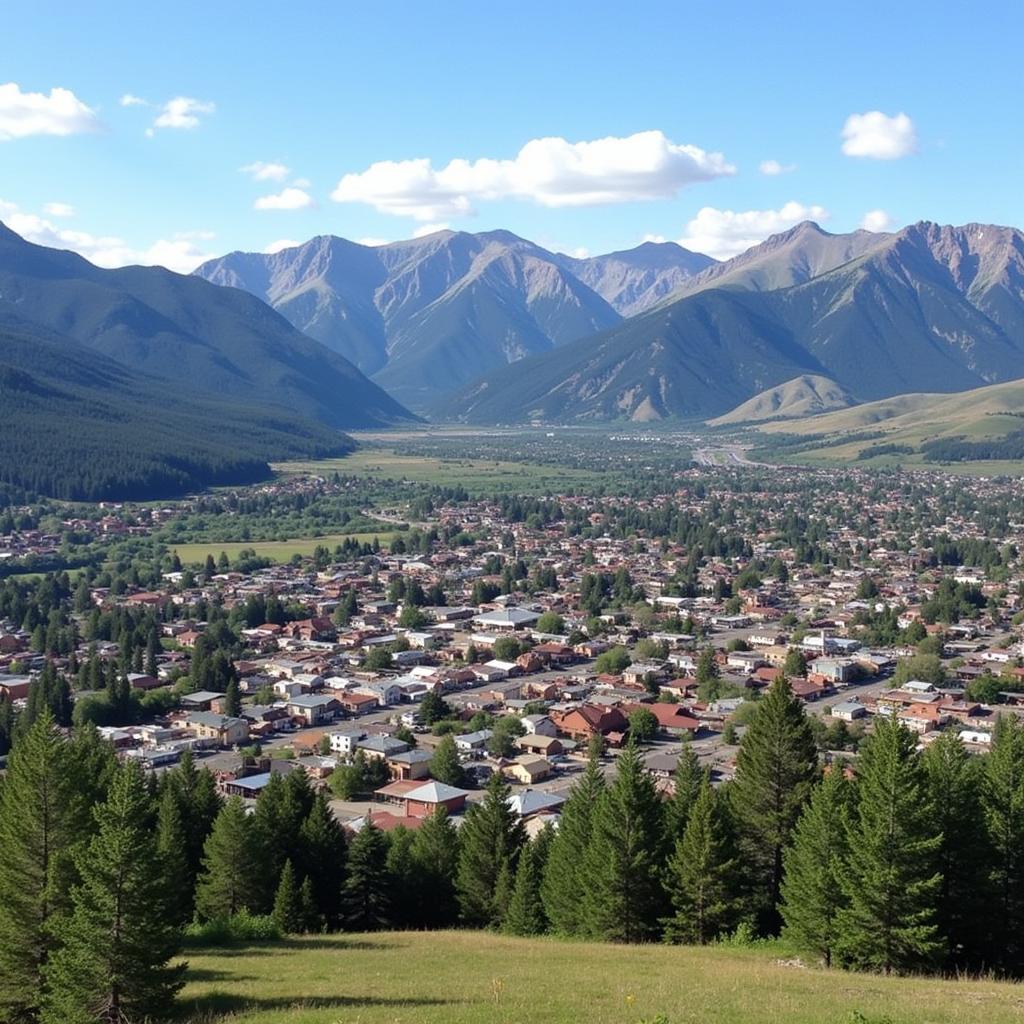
[272,448,603,493]
[178,931,1024,1024]
[169,532,395,565]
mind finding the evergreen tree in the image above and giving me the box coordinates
[155,785,192,929]
[779,764,851,967]
[384,826,417,928]
[298,876,321,934]
[923,729,988,970]
[457,771,526,927]
[663,776,739,944]
[298,790,347,929]
[0,713,77,1023]
[195,797,260,920]
[503,839,547,936]
[981,713,1024,974]
[43,762,185,1024]
[429,734,465,787]
[409,807,461,927]
[582,740,664,943]
[272,859,304,935]
[836,718,942,973]
[341,819,391,931]
[541,756,605,935]
[730,677,818,934]
[223,678,241,718]
[665,739,704,846]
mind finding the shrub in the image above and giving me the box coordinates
[184,912,281,946]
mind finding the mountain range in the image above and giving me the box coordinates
[0,221,413,499]
[194,231,715,410]
[444,220,1024,423]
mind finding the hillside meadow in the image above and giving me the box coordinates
[177,931,1024,1024]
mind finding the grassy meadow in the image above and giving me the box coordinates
[169,533,395,566]
[177,930,1024,1024]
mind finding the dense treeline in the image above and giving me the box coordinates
[4,681,1024,1021]
[921,431,1024,463]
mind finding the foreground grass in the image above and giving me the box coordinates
[178,931,1024,1024]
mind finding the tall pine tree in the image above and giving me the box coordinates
[779,763,851,967]
[195,797,260,921]
[541,755,605,936]
[341,819,391,931]
[730,677,818,934]
[43,762,185,1024]
[837,717,942,973]
[503,838,547,936]
[582,739,664,943]
[0,712,78,1023]
[981,713,1024,974]
[663,776,738,944]
[457,771,526,928]
[409,807,461,928]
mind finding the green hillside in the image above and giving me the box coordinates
[180,930,1024,1024]
[750,377,1024,470]
[709,375,856,425]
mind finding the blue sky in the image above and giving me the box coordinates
[2,0,1022,271]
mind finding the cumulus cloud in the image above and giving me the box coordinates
[0,200,214,273]
[357,237,390,247]
[860,209,894,232]
[119,93,148,107]
[759,159,796,176]
[331,130,735,221]
[676,201,829,260]
[43,202,75,218]
[241,160,290,182]
[263,238,301,254]
[253,187,314,211]
[0,82,101,141]
[841,111,917,159]
[412,222,450,238]
[148,96,215,134]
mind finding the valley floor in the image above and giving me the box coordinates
[178,930,1024,1024]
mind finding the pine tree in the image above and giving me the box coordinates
[43,762,185,1024]
[272,859,304,934]
[923,729,988,970]
[663,776,739,944]
[223,678,241,718]
[541,756,605,935]
[409,807,461,928]
[730,677,819,934]
[582,739,664,943]
[195,797,260,920]
[836,717,942,973]
[981,713,1024,974]
[155,786,192,928]
[456,771,526,927]
[429,734,465,787]
[341,819,391,931]
[503,839,547,936]
[298,876,321,934]
[0,712,78,1023]
[384,826,417,928]
[298,790,347,929]
[779,763,851,967]
[665,739,704,845]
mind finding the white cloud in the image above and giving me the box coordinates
[759,159,796,176]
[1,202,214,273]
[149,96,215,134]
[841,111,917,160]
[263,238,301,254]
[253,187,314,211]
[357,237,390,247]
[241,160,290,182]
[0,82,101,141]
[331,130,735,221]
[412,222,450,238]
[119,93,148,107]
[676,201,829,260]
[43,202,75,218]
[860,209,893,232]
[291,177,311,189]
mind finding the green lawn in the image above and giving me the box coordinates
[169,532,394,566]
[272,449,602,494]
[178,931,1024,1024]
